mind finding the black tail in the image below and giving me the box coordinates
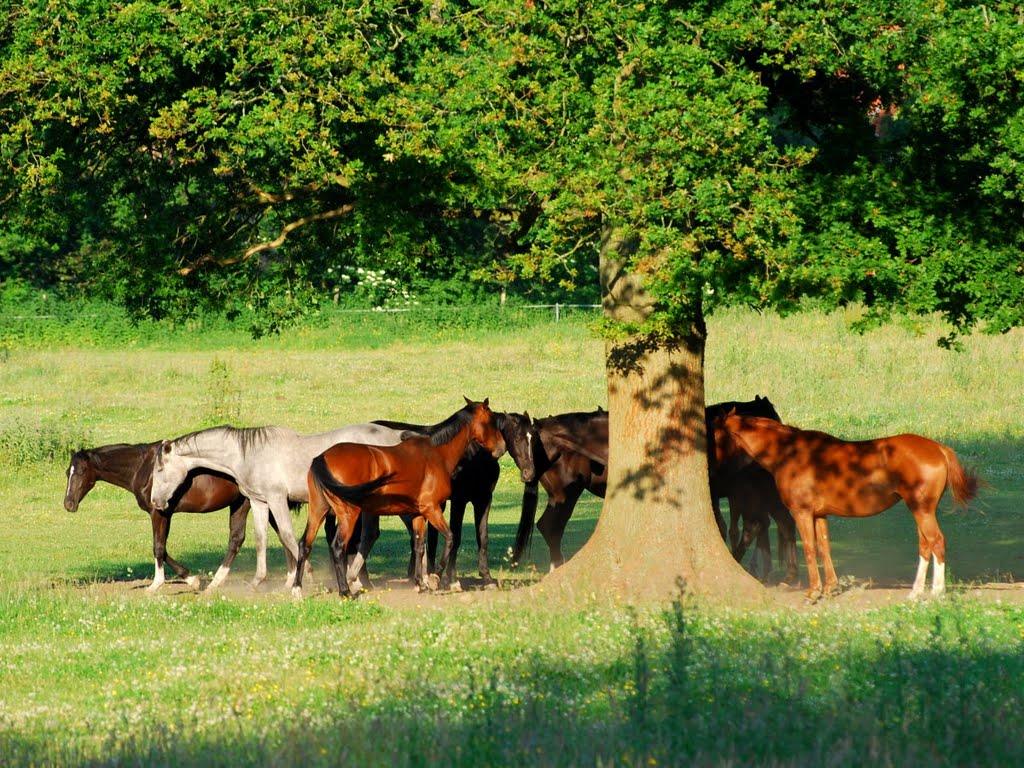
[309,454,395,506]
[511,480,540,566]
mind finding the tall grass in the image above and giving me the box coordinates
[1,303,1023,765]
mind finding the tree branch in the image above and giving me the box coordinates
[177,203,355,275]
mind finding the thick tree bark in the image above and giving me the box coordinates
[538,228,764,604]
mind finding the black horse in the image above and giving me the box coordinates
[358,411,537,589]
[705,396,799,584]
[512,397,798,583]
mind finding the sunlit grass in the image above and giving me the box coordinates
[2,306,1024,765]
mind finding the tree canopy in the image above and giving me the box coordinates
[3,0,1021,342]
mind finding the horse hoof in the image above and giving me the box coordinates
[426,574,441,592]
[291,586,303,601]
[804,592,821,605]
[185,576,202,591]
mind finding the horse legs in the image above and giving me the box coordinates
[347,515,378,593]
[146,510,172,593]
[814,517,839,596]
[207,499,250,591]
[438,495,466,591]
[908,502,946,599]
[772,507,799,586]
[292,489,329,598]
[327,510,361,599]
[264,493,300,589]
[792,511,822,602]
[422,504,455,591]
[537,484,583,570]
[472,480,498,584]
[409,516,432,592]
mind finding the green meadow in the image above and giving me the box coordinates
[1,305,1022,766]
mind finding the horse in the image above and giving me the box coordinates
[292,399,506,598]
[511,408,609,570]
[149,421,407,590]
[705,396,799,585]
[712,411,982,601]
[367,411,537,590]
[64,443,258,592]
[511,399,798,583]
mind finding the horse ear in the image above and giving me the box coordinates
[464,396,471,406]
[483,397,489,407]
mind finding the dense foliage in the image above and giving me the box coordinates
[2,1,1022,340]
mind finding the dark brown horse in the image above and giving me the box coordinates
[292,399,506,597]
[511,408,609,570]
[64,443,261,591]
[712,411,981,601]
[705,396,798,584]
[369,411,537,589]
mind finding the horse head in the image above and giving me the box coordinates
[149,439,189,512]
[498,411,538,484]
[63,450,96,513]
[465,397,506,459]
[711,408,753,467]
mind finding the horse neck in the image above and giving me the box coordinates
[733,421,789,470]
[432,423,476,474]
[172,432,243,477]
[88,444,152,491]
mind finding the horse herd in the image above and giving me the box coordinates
[63,395,980,603]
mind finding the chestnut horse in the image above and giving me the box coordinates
[292,399,506,598]
[712,412,981,601]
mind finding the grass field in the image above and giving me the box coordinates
[1,306,1023,766]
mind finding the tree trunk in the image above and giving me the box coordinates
[539,228,765,604]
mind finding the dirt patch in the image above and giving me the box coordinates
[87,571,1024,613]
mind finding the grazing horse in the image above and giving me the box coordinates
[712,411,981,601]
[149,421,406,590]
[293,399,506,597]
[705,396,799,585]
[64,443,257,592]
[369,411,537,589]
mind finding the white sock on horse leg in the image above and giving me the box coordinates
[931,556,946,595]
[207,565,230,590]
[908,555,929,599]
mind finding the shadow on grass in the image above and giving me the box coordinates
[3,599,1024,768]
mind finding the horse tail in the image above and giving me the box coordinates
[309,454,395,507]
[511,480,540,566]
[940,445,982,508]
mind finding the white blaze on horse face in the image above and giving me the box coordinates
[65,465,76,501]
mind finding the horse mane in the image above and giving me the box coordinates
[76,442,151,471]
[428,405,475,447]
[172,425,284,458]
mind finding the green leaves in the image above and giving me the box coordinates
[1,0,1022,341]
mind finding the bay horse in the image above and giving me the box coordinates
[712,411,981,601]
[293,399,506,597]
[64,443,257,592]
[367,411,537,590]
[149,421,407,589]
